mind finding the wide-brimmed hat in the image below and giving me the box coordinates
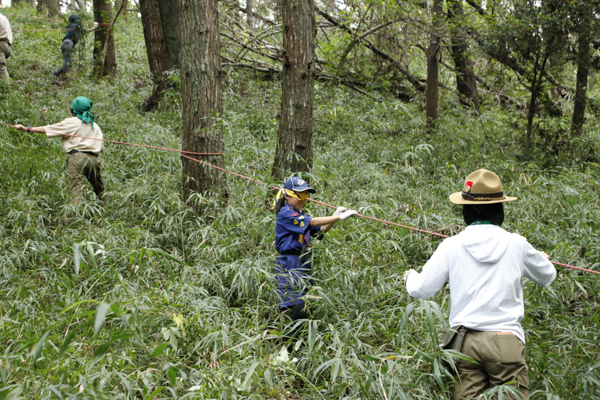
[449,169,517,205]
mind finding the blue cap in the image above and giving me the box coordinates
[283,177,316,193]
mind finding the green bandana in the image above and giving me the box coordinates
[71,96,94,128]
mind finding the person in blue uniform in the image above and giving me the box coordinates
[273,176,357,327]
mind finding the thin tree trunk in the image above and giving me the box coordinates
[425,0,443,131]
[159,0,179,67]
[93,0,117,77]
[179,0,226,203]
[139,0,172,111]
[271,0,316,181]
[447,0,479,110]
[524,35,555,160]
[246,0,254,29]
[571,20,590,137]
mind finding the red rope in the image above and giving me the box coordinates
[2,123,223,156]
[13,28,73,31]
[179,153,598,275]
[3,14,62,22]
[3,123,596,275]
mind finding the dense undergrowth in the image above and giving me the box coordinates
[1,5,600,400]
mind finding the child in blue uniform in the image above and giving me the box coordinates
[273,177,357,323]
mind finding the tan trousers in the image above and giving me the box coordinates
[66,152,105,203]
[0,41,11,83]
[453,330,530,400]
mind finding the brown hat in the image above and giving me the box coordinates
[449,169,517,205]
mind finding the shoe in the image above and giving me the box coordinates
[53,71,60,77]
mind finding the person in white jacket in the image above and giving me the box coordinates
[404,169,556,400]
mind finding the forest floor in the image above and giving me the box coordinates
[1,5,600,400]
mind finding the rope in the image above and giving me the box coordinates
[2,123,596,275]
[3,14,62,23]
[13,28,73,32]
[1,123,223,156]
[177,153,599,276]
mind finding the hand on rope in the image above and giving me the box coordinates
[339,209,358,221]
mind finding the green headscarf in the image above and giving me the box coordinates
[71,96,94,128]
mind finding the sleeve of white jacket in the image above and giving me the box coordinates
[521,239,556,287]
[406,241,450,299]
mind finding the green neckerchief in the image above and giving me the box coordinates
[469,220,501,227]
[71,96,94,128]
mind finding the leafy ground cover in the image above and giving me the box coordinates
[1,5,600,400]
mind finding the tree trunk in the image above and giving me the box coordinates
[271,0,316,181]
[425,0,443,131]
[93,0,117,77]
[37,0,59,15]
[77,0,86,10]
[116,0,129,19]
[247,0,254,29]
[179,0,226,203]
[447,0,480,111]
[571,20,590,137]
[524,35,555,161]
[159,0,179,67]
[139,0,172,111]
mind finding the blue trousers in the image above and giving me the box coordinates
[276,254,312,308]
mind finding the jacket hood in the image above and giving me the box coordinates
[458,225,510,263]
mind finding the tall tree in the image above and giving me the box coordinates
[93,0,117,77]
[271,0,316,181]
[37,0,59,15]
[159,0,179,67]
[425,0,443,131]
[447,0,479,110]
[247,0,254,29]
[179,0,226,202]
[571,14,591,137]
[139,0,172,111]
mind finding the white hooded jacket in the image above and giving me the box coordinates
[406,224,556,343]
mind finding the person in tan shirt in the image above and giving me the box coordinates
[0,9,12,83]
[15,97,106,203]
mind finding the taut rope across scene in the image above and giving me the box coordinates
[3,121,595,275]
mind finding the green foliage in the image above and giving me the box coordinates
[1,3,600,400]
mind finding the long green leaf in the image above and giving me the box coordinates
[58,331,76,359]
[31,329,51,366]
[145,386,165,400]
[73,243,81,277]
[90,342,110,367]
[152,343,169,357]
[95,303,110,337]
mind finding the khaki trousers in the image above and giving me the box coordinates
[0,41,11,83]
[66,152,104,203]
[453,330,530,400]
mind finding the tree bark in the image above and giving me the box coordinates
[246,0,254,29]
[139,0,172,111]
[159,0,179,67]
[37,0,60,15]
[447,0,479,110]
[571,20,590,137]
[93,0,117,77]
[179,0,226,203]
[271,0,316,181]
[425,0,443,131]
